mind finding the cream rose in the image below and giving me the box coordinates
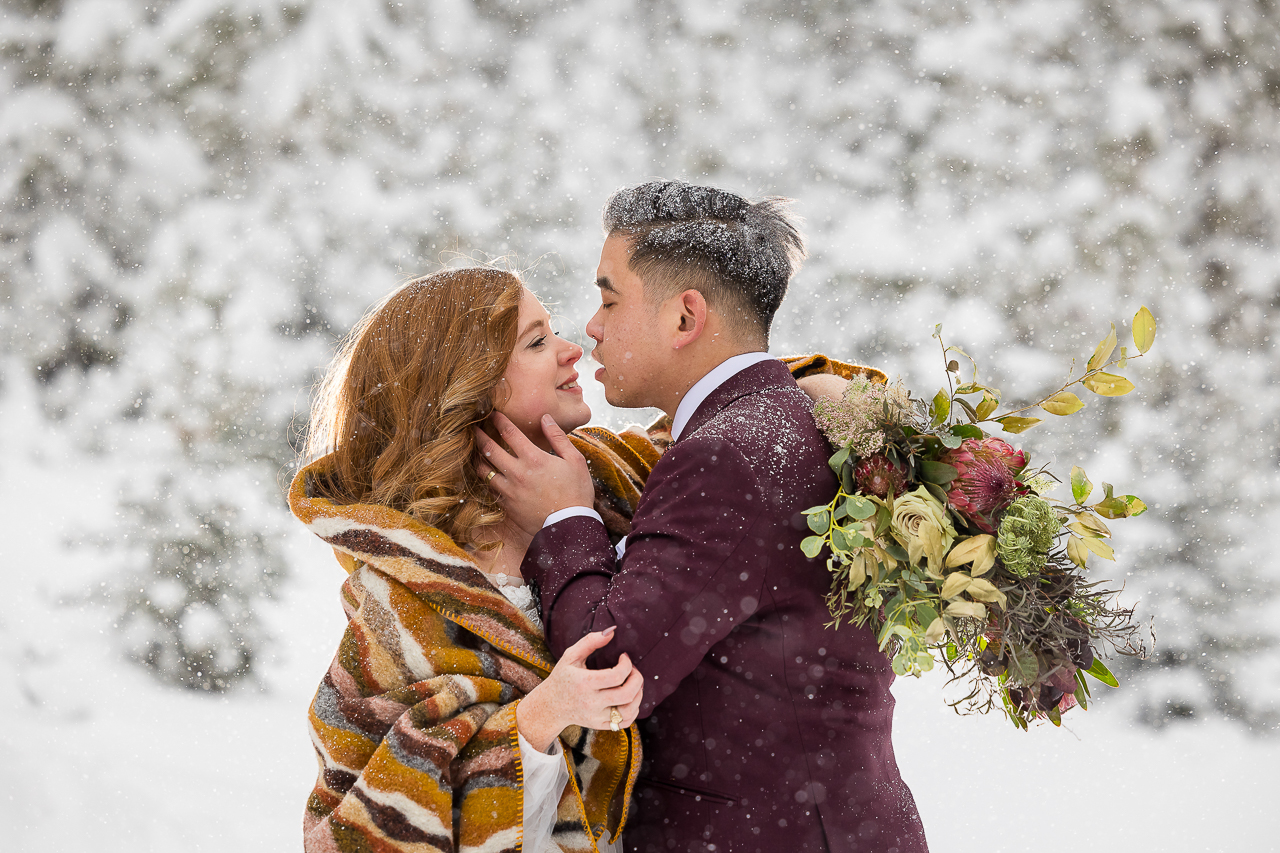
[890,486,957,577]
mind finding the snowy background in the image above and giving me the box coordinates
[3,0,1278,849]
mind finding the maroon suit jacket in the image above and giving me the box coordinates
[523,359,927,853]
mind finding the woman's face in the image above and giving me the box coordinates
[494,289,591,449]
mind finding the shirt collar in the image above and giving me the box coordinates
[670,352,774,441]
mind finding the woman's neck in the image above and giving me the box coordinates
[469,521,532,583]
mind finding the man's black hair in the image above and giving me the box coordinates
[602,180,805,342]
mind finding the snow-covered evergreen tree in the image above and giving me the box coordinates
[2,0,1276,724]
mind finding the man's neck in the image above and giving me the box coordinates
[657,345,758,418]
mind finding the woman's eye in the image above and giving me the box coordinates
[530,335,547,348]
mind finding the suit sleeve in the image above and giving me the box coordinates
[523,434,768,717]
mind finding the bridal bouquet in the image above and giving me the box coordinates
[802,309,1156,728]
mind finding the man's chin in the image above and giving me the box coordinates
[603,387,644,410]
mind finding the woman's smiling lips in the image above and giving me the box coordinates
[557,373,582,394]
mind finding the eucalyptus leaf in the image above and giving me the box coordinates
[827,446,851,474]
[847,497,877,521]
[939,432,963,449]
[830,526,850,551]
[950,423,984,440]
[801,536,825,559]
[807,510,830,534]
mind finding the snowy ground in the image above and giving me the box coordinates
[3,389,1276,853]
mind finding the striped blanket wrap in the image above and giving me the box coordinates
[289,354,876,853]
[290,427,664,853]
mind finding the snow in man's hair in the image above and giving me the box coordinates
[602,179,806,337]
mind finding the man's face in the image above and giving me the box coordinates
[585,233,672,410]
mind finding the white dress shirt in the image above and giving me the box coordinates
[543,352,774,560]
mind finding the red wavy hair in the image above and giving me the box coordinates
[303,268,523,547]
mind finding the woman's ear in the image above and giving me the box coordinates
[671,289,708,350]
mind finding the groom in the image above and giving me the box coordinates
[478,180,927,852]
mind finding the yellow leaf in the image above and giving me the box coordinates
[964,578,1007,608]
[940,572,973,600]
[1041,391,1085,416]
[971,547,997,577]
[1133,306,1156,354]
[1067,535,1088,568]
[976,391,999,421]
[945,534,996,568]
[1081,536,1116,560]
[1070,466,1093,504]
[1087,323,1118,371]
[1073,512,1112,537]
[997,416,1042,434]
[945,600,987,621]
[1082,372,1135,397]
[846,553,867,589]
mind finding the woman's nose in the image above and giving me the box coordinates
[560,339,583,364]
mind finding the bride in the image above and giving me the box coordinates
[290,267,653,852]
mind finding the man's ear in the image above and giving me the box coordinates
[672,289,708,350]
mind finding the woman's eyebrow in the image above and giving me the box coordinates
[518,318,548,339]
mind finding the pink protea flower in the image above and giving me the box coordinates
[855,453,907,499]
[942,437,1029,533]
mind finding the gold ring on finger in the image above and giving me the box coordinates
[486,470,497,483]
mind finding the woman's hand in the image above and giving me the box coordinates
[516,627,644,752]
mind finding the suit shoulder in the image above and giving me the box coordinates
[701,382,821,448]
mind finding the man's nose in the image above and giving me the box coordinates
[585,312,604,343]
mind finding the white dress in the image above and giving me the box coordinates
[497,581,621,853]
